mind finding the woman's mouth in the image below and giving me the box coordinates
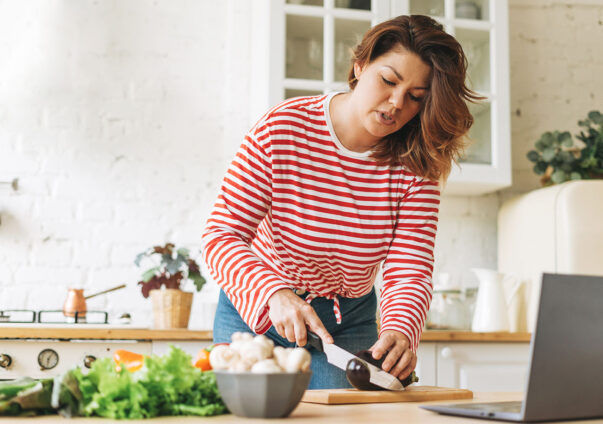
[376,111,395,125]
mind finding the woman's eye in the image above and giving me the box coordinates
[409,94,423,102]
[381,76,395,86]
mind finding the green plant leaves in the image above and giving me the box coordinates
[135,243,206,295]
[526,150,540,162]
[588,110,603,125]
[142,267,160,283]
[542,147,556,162]
[533,162,547,175]
[189,271,206,292]
[560,131,572,147]
[528,111,603,186]
[134,251,148,268]
[551,170,568,184]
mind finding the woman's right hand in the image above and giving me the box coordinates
[267,289,333,347]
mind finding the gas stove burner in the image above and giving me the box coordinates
[37,310,109,324]
[0,309,36,323]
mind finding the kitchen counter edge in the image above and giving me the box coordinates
[0,328,531,342]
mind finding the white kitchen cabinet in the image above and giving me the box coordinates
[415,342,437,386]
[250,0,510,195]
[417,342,531,391]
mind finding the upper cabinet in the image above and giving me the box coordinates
[250,0,510,195]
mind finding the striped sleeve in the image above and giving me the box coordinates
[378,178,440,353]
[201,128,290,334]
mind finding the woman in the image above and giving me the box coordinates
[203,15,479,389]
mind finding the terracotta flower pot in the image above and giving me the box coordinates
[150,288,193,329]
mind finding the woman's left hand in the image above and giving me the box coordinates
[369,330,416,380]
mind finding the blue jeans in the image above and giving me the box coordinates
[213,288,378,389]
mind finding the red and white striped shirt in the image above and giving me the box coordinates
[202,93,440,352]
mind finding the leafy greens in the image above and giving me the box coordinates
[0,346,227,419]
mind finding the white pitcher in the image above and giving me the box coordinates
[471,268,520,332]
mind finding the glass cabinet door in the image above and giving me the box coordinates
[455,0,489,21]
[251,0,509,194]
[407,0,501,170]
[283,0,386,99]
[286,14,324,81]
[456,27,492,165]
[334,18,371,82]
[409,0,445,17]
[402,0,510,193]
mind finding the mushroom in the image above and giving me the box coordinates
[228,357,258,372]
[240,340,272,362]
[251,359,283,373]
[252,334,274,356]
[252,334,274,349]
[272,346,291,370]
[230,332,255,354]
[209,344,240,370]
[285,348,311,372]
[232,331,254,342]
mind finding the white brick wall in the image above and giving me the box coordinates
[1,0,602,328]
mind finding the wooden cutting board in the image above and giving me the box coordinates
[301,385,473,404]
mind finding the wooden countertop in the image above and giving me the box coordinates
[0,326,212,341]
[1,392,601,423]
[421,330,531,342]
[0,327,531,342]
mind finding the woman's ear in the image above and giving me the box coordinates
[353,61,364,80]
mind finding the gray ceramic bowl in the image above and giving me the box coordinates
[214,371,312,418]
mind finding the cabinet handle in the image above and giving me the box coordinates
[440,347,453,359]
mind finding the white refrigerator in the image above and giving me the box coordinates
[498,180,603,331]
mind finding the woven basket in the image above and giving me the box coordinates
[150,289,193,329]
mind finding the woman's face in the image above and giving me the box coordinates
[351,46,431,142]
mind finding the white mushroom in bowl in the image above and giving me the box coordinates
[251,359,283,373]
[209,345,240,371]
[285,348,311,373]
[215,333,312,374]
[229,332,255,354]
[272,346,311,373]
[228,357,258,372]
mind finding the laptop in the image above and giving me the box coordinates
[421,273,603,422]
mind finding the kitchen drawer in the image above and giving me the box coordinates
[418,342,530,392]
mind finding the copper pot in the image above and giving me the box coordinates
[63,284,126,318]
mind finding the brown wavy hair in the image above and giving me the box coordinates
[348,15,483,182]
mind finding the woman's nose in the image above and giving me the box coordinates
[389,89,404,109]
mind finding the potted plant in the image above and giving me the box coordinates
[526,110,603,186]
[135,243,206,329]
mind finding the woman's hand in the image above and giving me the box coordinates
[267,289,333,347]
[369,330,416,379]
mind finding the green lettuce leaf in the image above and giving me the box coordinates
[74,345,227,419]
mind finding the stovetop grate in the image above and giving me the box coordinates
[38,310,109,324]
[0,309,109,324]
[0,309,36,323]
